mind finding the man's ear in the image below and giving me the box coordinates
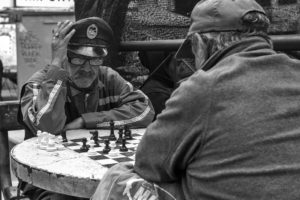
[191,33,203,56]
[191,33,209,69]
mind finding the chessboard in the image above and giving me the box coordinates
[63,129,144,168]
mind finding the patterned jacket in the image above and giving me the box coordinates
[19,65,154,137]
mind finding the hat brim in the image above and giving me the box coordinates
[175,37,194,59]
[68,46,108,57]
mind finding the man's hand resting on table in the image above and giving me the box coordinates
[64,117,84,130]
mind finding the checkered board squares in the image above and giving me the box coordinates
[63,133,142,168]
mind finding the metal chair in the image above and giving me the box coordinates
[0,100,29,200]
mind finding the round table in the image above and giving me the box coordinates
[10,128,145,198]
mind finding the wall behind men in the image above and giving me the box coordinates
[256,0,300,34]
[116,0,300,88]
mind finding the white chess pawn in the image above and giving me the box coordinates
[109,143,119,157]
[87,140,97,156]
[55,135,65,150]
[48,133,56,140]
[46,139,57,152]
[36,130,42,144]
[39,132,49,150]
[56,135,63,144]
[42,132,49,142]
[56,144,65,151]
[111,141,117,149]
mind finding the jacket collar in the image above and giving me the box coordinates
[201,36,273,71]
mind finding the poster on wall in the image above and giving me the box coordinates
[16,0,74,8]
[16,14,74,92]
[0,24,17,71]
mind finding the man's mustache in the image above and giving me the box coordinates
[74,70,94,78]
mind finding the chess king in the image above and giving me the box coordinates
[18,17,154,200]
[18,17,154,140]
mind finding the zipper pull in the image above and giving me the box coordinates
[84,93,90,112]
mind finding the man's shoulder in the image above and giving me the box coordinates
[25,65,67,84]
[98,66,124,84]
[25,68,47,84]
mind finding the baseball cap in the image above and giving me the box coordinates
[175,0,266,59]
[68,17,114,49]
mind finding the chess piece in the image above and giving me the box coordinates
[80,138,89,152]
[39,132,49,150]
[36,130,42,144]
[61,130,68,142]
[56,135,63,144]
[124,125,133,140]
[90,130,100,147]
[46,139,57,152]
[56,143,65,151]
[102,139,111,154]
[90,130,95,140]
[108,120,116,140]
[48,133,56,141]
[120,138,128,152]
[88,140,97,156]
[116,128,123,144]
[110,140,116,149]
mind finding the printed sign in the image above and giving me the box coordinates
[16,0,74,8]
[18,30,42,66]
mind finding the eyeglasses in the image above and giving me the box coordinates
[67,51,104,66]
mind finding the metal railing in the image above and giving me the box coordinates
[119,34,300,51]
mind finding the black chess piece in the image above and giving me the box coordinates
[61,130,68,142]
[90,130,96,140]
[116,128,123,144]
[108,120,116,141]
[120,138,128,152]
[90,130,100,147]
[124,125,132,140]
[80,138,89,152]
[102,139,111,154]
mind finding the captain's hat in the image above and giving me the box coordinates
[68,17,114,48]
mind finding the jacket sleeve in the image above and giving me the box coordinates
[134,70,213,182]
[20,65,68,135]
[81,68,155,129]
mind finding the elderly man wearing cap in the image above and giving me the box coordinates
[18,17,154,200]
[19,17,154,139]
[92,0,300,199]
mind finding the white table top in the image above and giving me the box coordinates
[10,128,146,198]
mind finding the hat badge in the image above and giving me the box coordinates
[87,24,98,39]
